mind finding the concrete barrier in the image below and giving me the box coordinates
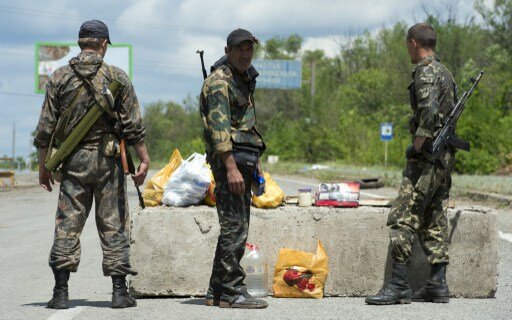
[129,205,497,298]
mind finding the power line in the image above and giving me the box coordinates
[0,91,41,98]
[0,4,227,34]
[0,48,33,57]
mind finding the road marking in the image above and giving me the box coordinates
[499,231,512,243]
[47,307,84,320]
[359,191,386,199]
[274,176,385,199]
[273,176,317,187]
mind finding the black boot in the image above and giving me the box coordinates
[204,290,221,306]
[111,275,137,308]
[47,269,70,309]
[365,263,412,305]
[413,263,450,303]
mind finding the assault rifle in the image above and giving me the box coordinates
[432,70,484,160]
[102,85,145,209]
[196,50,207,80]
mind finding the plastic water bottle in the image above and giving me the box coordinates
[240,242,268,297]
[251,171,265,196]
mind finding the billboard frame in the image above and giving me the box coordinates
[34,42,133,94]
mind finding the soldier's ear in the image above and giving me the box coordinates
[410,39,418,49]
[224,46,230,55]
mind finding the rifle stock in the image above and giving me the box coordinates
[120,139,130,175]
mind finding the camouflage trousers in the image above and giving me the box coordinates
[207,157,252,303]
[387,159,451,265]
[49,146,137,276]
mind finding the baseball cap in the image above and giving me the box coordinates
[227,28,259,47]
[78,20,112,44]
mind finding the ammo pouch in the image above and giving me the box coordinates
[233,144,260,172]
[101,133,121,157]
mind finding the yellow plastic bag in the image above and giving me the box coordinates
[142,149,182,207]
[252,171,285,208]
[272,240,329,298]
[204,169,216,206]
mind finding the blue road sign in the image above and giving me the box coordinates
[380,123,393,141]
[252,59,302,89]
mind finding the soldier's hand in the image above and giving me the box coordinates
[227,167,245,195]
[39,168,54,192]
[257,160,263,176]
[132,162,149,187]
[405,144,420,159]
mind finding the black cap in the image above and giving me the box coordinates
[79,20,111,44]
[227,28,258,47]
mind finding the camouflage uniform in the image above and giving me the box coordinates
[200,60,264,303]
[388,55,457,265]
[34,51,145,276]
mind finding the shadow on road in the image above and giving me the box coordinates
[22,299,111,308]
[180,298,205,305]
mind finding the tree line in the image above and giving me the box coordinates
[143,0,512,175]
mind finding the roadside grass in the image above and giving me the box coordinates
[265,161,512,197]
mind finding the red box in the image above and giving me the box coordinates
[314,182,360,208]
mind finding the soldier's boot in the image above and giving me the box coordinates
[111,275,137,308]
[413,263,450,303]
[219,292,268,309]
[204,291,221,306]
[365,263,412,305]
[47,268,70,309]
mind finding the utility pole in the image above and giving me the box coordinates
[12,121,16,165]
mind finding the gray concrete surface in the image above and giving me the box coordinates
[130,205,497,298]
[1,178,511,320]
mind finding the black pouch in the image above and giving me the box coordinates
[233,144,260,172]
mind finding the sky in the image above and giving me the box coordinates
[0,0,482,159]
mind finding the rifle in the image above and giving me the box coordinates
[196,50,207,80]
[432,70,484,160]
[102,84,145,209]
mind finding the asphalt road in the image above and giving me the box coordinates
[1,173,511,320]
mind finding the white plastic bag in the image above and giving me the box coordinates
[162,153,211,207]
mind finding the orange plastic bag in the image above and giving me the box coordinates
[204,169,216,206]
[272,240,329,298]
[252,172,285,208]
[142,149,182,207]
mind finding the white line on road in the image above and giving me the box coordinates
[273,176,317,187]
[47,307,84,320]
[359,191,387,199]
[499,231,512,243]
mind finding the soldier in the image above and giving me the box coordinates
[366,23,456,305]
[34,20,150,309]
[200,28,268,309]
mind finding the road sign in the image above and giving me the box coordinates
[251,59,302,89]
[380,123,393,141]
[35,42,132,93]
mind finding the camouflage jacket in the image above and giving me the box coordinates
[200,62,264,160]
[34,51,145,149]
[408,55,457,140]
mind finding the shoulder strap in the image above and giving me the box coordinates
[73,63,116,118]
[51,85,86,144]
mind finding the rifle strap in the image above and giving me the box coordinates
[79,68,116,118]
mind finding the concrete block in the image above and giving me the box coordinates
[129,205,497,298]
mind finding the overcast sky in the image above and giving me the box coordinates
[0,0,481,159]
